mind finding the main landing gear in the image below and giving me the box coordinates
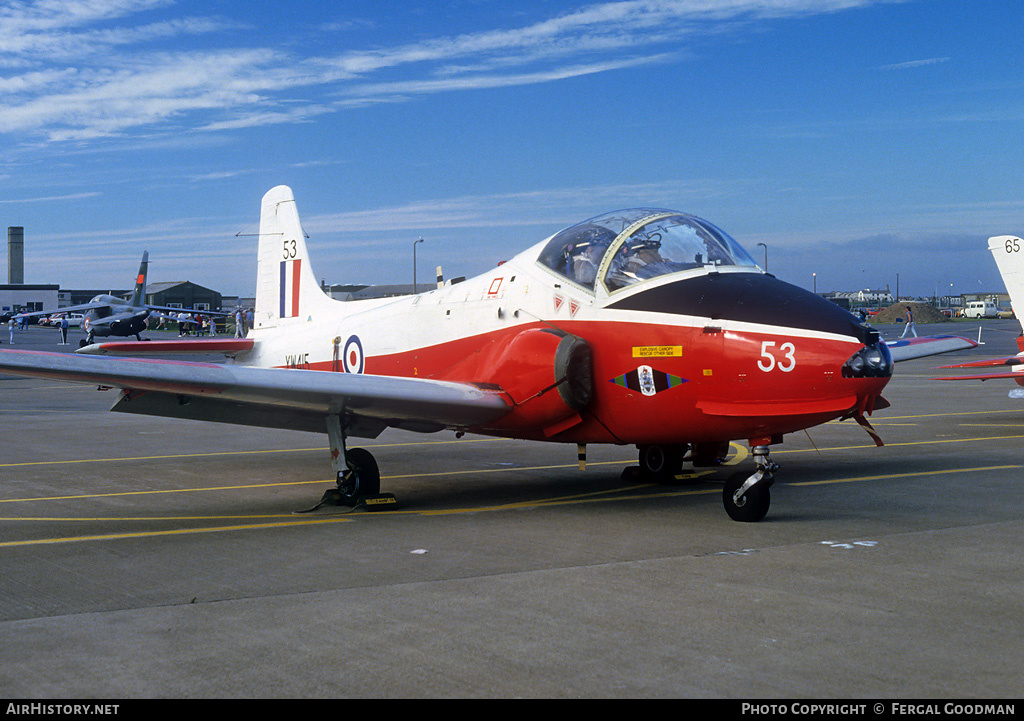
[332,446,381,505]
[637,443,687,480]
[300,415,394,513]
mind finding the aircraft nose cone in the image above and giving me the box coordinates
[843,341,893,378]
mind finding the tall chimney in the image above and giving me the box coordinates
[8,227,24,284]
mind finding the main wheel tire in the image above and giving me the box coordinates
[338,447,381,505]
[638,444,685,481]
[723,470,770,522]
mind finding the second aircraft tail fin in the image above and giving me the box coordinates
[989,236,1024,330]
[128,251,149,308]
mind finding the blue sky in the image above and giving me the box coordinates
[1,0,1021,299]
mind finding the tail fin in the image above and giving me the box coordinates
[129,251,148,307]
[988,236,1024,326]
[253,186,335,331]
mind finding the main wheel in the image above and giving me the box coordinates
[337,447,381,505]
[638,444,685,481]
[723,470,770,522]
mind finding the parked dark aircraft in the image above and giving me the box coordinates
[16,252,225,346]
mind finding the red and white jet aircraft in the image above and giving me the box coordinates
[935,235,1024,396]
[0,186,977,521]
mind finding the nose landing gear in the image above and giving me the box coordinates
[723,445,777,522]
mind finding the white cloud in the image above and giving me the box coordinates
[339,55,675,103]
[0,190,100,204]
[301,179,747,235]
[879,57,950,71]
[0,0,899,143]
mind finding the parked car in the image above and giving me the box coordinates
[41,313,84,327]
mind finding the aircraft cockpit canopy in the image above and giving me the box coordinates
[537,209,760,293]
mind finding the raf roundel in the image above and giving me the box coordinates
[343,335,364,374]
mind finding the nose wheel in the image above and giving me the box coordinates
[723,445,777,522]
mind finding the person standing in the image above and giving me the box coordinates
[59,315,69,345]
[8,317,15,344]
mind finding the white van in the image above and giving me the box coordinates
[962,300,999,318]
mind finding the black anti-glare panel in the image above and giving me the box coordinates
[607,273,876,344]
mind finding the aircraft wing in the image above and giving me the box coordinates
[77,339,256,356]
[0,349,510,438]
[932,354,1024,382]
[886,334,978,362]
[933,370,1024,381]
[936,355,1024,370]
[15,301,109,318]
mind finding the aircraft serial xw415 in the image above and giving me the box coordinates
[0,187,977,521]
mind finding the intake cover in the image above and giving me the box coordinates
[554,332,593,411]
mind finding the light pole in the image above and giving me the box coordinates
[813,272,817,294]
[757,242,767,271]
[413,237,424,293]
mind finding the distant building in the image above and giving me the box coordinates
[959,291,1010,313]
[961,291,1009,304]
[1,284,59,315]
[145,281,223,311]
[221,296,254,312]
[855,288,894,304]
[320,279,466,301]
[825,287,893,306]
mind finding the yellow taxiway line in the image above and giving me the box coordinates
[0,517,353,548]
[0,436,510,470]
[2,461,1017,548]
[1,432,1021,547]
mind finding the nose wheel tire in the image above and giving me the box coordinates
[723,469,771,523]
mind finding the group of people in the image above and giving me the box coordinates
[152,308,252,337]
[2,306,256,345]
[169,311,217,337]
[4,314,70,344]
[233,308,254,338]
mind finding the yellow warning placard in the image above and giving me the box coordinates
[632,346,682,358]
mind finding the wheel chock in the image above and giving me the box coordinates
[358,493,398,511]
[295,490,398,514]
